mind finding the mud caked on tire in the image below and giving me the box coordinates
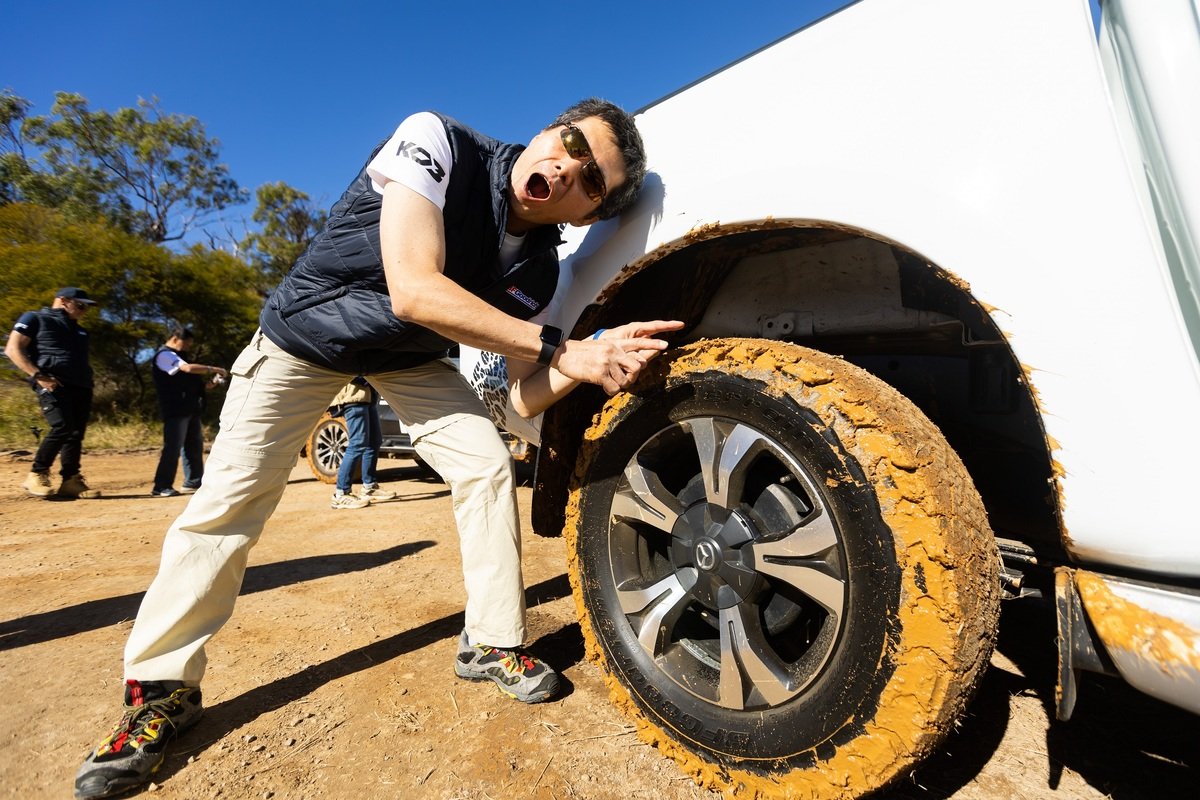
[305,413,356,485]
[566,339,1001,798]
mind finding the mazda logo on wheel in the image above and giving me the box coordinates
[695,540,720,572]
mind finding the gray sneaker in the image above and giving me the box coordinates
[453,629,560,703]
[75,680,203,799]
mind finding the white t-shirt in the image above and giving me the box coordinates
[367,112,453,209]
[154,349,188,375]
[367,112,527,274]
[370,114,568,443]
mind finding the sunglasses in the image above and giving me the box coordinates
[560,124,607,204]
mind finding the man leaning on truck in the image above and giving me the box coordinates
[73,98,682,800]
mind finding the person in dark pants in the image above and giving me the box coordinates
[150,327,228,497]
[5,287,102,499]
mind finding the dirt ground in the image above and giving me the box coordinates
[1,450,1196,800]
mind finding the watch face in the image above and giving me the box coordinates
[537,325,563,366]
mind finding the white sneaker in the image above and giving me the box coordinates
[360,484,397,503]
[330,492,369,510]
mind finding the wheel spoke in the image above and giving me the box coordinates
[685,419,767,508]
[718,604,796,709]
[617,572,692,656]
[748,511,845,616]
[611,461,684,533]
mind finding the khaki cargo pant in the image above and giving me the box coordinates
[124,330,524,684]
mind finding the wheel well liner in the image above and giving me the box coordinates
[534,223,1061,561]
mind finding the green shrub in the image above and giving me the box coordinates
[0,378,43,451]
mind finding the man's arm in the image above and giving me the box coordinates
[156,350,228,381]
[379,182,669,395]
[177,363,229,379]
[506,319,685,418]
[5,330,37,375]
[5,330,60,391]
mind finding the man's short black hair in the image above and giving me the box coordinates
[169,325,195,342]
[549,98,646,221]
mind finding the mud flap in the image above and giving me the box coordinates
[1054,568,1117,721]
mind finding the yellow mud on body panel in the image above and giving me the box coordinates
[1076,572,1200,675]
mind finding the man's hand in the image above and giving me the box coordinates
[205,366,229,388]
[33,373,60,392]
[553,320,684,395]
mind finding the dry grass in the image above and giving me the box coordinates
[0,378,159,452]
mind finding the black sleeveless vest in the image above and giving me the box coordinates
[258,113,563,374]
[28,307,93,388]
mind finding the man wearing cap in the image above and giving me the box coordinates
[5,287,102,498]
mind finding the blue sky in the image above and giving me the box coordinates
[2,0,853,239]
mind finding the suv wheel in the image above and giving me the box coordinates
[305,413,356,485]
[567,339,1000,797]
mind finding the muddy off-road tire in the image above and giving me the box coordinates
[305,413,354,485]
[565,339,1001,798]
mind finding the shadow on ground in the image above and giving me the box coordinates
[158,573,574,783]
[889,597,1198,799]
[0,541,434,650]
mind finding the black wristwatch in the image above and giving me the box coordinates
[537,325,564,366]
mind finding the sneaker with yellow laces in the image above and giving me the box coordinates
[74,679,203,799]
[453,629,560,703]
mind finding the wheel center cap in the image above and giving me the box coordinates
[694,538,722,572]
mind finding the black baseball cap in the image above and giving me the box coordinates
[56,287,97,305]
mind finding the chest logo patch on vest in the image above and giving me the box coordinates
[506,286,540,311]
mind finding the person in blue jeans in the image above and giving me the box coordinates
[330,377,396,509]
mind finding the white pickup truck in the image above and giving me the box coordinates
[466,0,1200,795]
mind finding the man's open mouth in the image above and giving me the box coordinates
[526,173,550,200]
